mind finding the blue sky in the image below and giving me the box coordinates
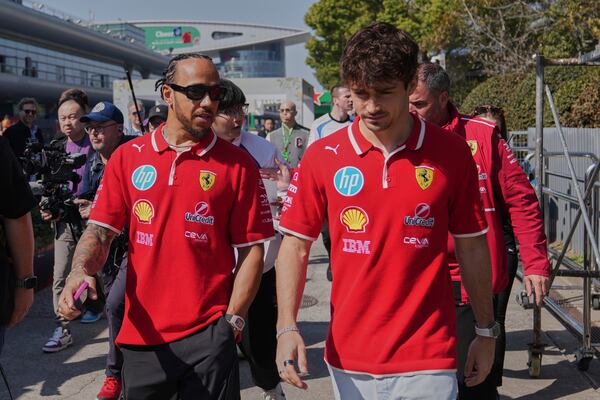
[40,0,321,90]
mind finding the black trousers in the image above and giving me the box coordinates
[455,302,499,400]
[121,317,239,400]
[238,267,280,391]
[105,259,127,379]
[493,246,520,387]
[321,220,331,260]
[455,248,520,399]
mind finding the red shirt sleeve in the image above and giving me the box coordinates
[230,161,275,247]
[449,140,488,237]
[88,148,128,233]
[279,151,326,241]
[492,132,550,277]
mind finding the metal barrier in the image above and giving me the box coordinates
[520,72,600,376]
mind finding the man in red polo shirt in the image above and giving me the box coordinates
[58,54,274,400]
[409,62,550,399]
[275,23,497,399]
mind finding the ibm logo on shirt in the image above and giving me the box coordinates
[333,166,364,197]
[131,165,157,191]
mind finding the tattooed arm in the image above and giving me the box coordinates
[57,223,117,320]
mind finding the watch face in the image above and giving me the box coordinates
[24,277,37,289]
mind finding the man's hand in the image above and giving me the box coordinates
[57,267,97,320]
[464,336,495,387]
[40,209,55,221]
[260,157,291,192]
[524,274,549,306]
[73,198,92,219]
[9,288,34,327]
[276,331,309,390]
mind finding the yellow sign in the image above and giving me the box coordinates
[415,166,434,190]
[133,199,154,224]
[467,140,478,156]
[199,170,216,191]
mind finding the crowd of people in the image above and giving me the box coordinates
[0,21,551,400]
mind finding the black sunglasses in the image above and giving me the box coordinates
[168,83,222,101]
[23,109,37,115]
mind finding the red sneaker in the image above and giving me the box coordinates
[97,376,122,400]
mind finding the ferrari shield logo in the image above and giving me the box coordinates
[199,170,216,191]
[467,140,478,156]
[415,166,434,190]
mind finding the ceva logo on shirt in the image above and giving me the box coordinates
[131,165,157,191]
[333,166,364,197]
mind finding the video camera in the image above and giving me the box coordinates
[21,140,88,228]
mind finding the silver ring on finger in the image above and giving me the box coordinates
[283,359,295,367]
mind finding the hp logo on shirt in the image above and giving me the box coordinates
[334,166,364,197]
[131,165,157,191]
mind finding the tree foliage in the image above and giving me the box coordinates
[461,67,600,130]
[304,0,600,88]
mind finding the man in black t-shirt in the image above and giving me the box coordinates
[3,97,45,157]
[0,136,36,354]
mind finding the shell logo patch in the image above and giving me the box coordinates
[133,199,154,224]
[340,206,369,233]
[467,140,478,156]
[199,170,216,191]
[415,166,434,190]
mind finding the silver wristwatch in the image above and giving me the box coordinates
[225,314,245,331]
[475,322,501,338]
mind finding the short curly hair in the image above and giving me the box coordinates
[340,22,419,88]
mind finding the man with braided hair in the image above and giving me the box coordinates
[58,53,274,400]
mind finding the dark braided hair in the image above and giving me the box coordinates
[155,53,213,98]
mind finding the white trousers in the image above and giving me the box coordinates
[328,365,457,400]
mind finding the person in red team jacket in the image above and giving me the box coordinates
[410,62,550,400]
[275,23,496,400]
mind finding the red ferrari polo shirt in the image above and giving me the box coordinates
[279,114,487,375]
[89,125,274,346]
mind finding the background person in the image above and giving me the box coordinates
[76,101,132,400]
[126,99,146,136]
[0,136,36,355]
[307,84,354,282]
[258,118,274,139]
[308,85,353,146]
[409,62,550,399]
[42,89,102,354]
[267,101,308,168]
[147,104,168,132]
[58,53,274,400]
[472,104,521,392]
[4,97,45,157]
[275,23,496,399]
[212,79,289,400]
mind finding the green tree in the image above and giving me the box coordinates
[304,0,384,89]
[304,0,599,89]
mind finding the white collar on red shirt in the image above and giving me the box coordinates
[347,114,426,156]
[150,123,217,157]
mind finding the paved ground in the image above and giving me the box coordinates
[1,238,600,399]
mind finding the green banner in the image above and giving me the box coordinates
[144,26,201,51]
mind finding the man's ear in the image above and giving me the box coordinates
[439,91,449,109]
[162,85,173,107]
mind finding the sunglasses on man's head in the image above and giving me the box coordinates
[23,109,36,115]
[168,83,222,101]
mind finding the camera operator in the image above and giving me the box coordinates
[42,90,97,353]
[0,136,36,356]
[74,101,132,400]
